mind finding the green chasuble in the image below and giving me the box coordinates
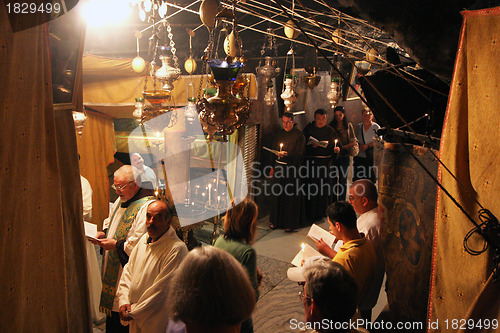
[99,196,154,314]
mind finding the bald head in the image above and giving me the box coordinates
[131,153,145,171]
[146,200,174,242]
[349,179,378,214]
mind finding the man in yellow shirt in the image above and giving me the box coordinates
[314,201,376,307]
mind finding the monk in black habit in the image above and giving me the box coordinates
[302,109,341,222]
[269,112,306,232]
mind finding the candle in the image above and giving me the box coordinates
[334,139,338,148]
[208,183,212,205]
[279,143,283,152]
[155,190,159,197]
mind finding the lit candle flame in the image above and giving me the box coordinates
[279,143,283,152]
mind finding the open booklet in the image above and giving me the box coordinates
[263,146,280,156]
[84,221,100,242]
[307,223,336,248]
[291,243,323,267]
[307,136,329,148]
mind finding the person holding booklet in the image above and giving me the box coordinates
[268,112,306,232]
[314,202,376,309]
[303,109,341,223]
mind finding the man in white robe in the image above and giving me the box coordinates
[92,165,156,332]
[117,200,188,333]
[348,179,385,321]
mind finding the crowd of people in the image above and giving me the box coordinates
[269,107,380,232]
[79,106,384,333]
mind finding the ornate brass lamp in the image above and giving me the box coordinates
[197,59,250,140]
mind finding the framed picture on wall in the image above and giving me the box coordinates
[346,61,370,101]
[346,66,362,100]
[49,8,86,111]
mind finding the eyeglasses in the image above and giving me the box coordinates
[111,181,134,191]
[298,291,313,303]
[282,120,294,125]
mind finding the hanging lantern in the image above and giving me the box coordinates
[132,56,146,73]
[264,83,276,106]
[155,55,181,92]
[327,77,342,108]
[256,56,280,86]
[199,0,219,30]
[303,67,321,89]
[185,97,198,124]
[133,98,145,122]
[184,56,197,74]
[332,28,342,44]
[196,60,251,140]
[284,20,300,39]
[72,111,87,136]
[280,74,297,112]
[366,48,377,62]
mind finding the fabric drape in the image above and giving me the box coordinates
[0,5,91,332]
[77,110,116,230]
[428,7,500,331]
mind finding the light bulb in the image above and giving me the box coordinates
[158,2,167,18]
[132,56,146,73]
[139,8,146,21]
[144,0,152,12]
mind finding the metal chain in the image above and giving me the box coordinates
[165,21,179,69]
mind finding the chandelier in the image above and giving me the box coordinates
[130,1,181,127]
[196,1,251,141]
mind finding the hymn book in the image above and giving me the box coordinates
[307,136,329,148]
[84,221,99,242]
[263,147,280,155]
[307,223,336,248]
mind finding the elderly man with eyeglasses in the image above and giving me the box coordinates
[91,165,156,332]
[288,257,368,333]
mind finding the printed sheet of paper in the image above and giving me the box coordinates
[307,223,336,248]
[84,221,99,242]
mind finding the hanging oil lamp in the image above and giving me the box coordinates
[197,58,250,140]
[327,77,342,108]
[280,74,297,112]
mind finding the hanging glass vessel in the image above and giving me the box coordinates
[133,97,145,122]
[264,83,276,106]
[185,97,198,124]
[280,74,297,112]
[327,77,342,108]
[197,59,251,140]
[72,111,87,136]
[256,56,280,86]
[155,55,181,92]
